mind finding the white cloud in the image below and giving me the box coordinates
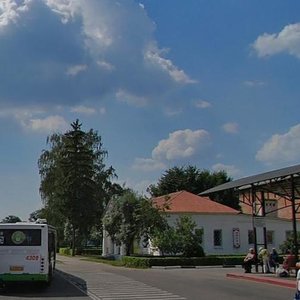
[256,124,300,164]
[45,0,79,24]
[0,0,194,108]
[164,107,183,117]
[116,177,152,195]
[145,46,196,84]
[0,106,70,133]
[243,80,266,87]
[66,64,87,76]
[97,60,115,71]
[0,106,43,119]
[253,23,300,58]
[195,100,211,109]
[99,107,106,115]
[222,122,239,134]
[212,163,240,178]
[71,105,97,115]
[132,158,166,172]
[0,0,32,29]
[24,115,68,133]
[131,128,210,173]
[152,129,210,161]
[116,89,147,106]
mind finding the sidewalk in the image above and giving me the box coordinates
[226,268,297,289]
[57,255,297,290]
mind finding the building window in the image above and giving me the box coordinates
[248,230,255,244]
[265,200,278,217]
[214,229,222,247]
[267,231,274,244]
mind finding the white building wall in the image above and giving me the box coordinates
[102,213,298,256]
[161,213,297,255]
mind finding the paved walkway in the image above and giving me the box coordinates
[56,254,298,299]
[56,255,186,300]
[226,267,297,289]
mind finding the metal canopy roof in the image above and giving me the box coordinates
[200,163,300,198]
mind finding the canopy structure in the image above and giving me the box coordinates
[201,164,300,199]
[201,164,300,261]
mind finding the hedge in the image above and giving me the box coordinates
[59,247,72,255]
[121,255,245,268]
[59,247,102,256]
[58,249,245,268]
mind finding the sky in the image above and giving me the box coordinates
[1,0,300,221]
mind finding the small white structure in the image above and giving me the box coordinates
[102,190,298,256]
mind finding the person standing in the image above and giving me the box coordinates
[269,248,279,271]
[258,247,272,273]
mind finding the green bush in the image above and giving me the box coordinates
[147,256,222,267]
[59,247,72,255]
[120,255,242,268]
[81,248,102,256]
[122,256,151,268]
[219,256,244,266]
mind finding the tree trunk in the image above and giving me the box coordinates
[72,226,76,256]
[125,237,134,256]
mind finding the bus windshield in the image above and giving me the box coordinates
[0,229,41,246]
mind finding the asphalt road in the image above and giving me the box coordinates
[0,255,296,300]
[0,272,90,300]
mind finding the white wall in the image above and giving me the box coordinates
[103,213,298,256]
[162,213,296,255]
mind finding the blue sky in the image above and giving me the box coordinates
[1,0,300,221]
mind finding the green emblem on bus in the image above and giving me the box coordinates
[11,231,26,245]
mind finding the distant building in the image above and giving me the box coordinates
[102,190,298,257]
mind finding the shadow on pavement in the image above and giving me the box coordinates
[0,270,89,298]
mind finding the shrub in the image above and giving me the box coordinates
[59,247,72,255]
[120,255,241,268]
[81,248,102,256]
[122,256,151,268]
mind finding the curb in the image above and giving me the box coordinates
[227,273,296,289]
[151,265,224,269]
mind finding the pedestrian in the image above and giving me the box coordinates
[269,248,280,272]
[283,249,295,273]
[258,247,272,273]
[243,248,256,273]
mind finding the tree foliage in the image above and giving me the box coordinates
[279,232,300,254]
[38,119,121,254]
[1,215,22,223]
[103,190,168,256]
[147,165,240,209]
[152,215,204,257]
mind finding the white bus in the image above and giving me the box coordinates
[0,219,56,286]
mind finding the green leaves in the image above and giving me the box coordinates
[1,215,22,223]
[103,190,167,256]
[38,119,121,252]
[147,165,240,210]
[152,215,204,257]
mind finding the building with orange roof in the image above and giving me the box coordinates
[102,190,298,257]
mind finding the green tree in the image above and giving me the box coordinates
[147,165,239,209]
[103,190,167,256]
[38,119,121,255]
[1,215,22,223]
[279,232,300,254]
[151,226,180,256]
[30,206,66,248]
[152,215,204,257]
[175,215,204,257]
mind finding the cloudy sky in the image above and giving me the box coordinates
[1,0,300,220]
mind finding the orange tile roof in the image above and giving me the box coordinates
[152,190,240,214]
